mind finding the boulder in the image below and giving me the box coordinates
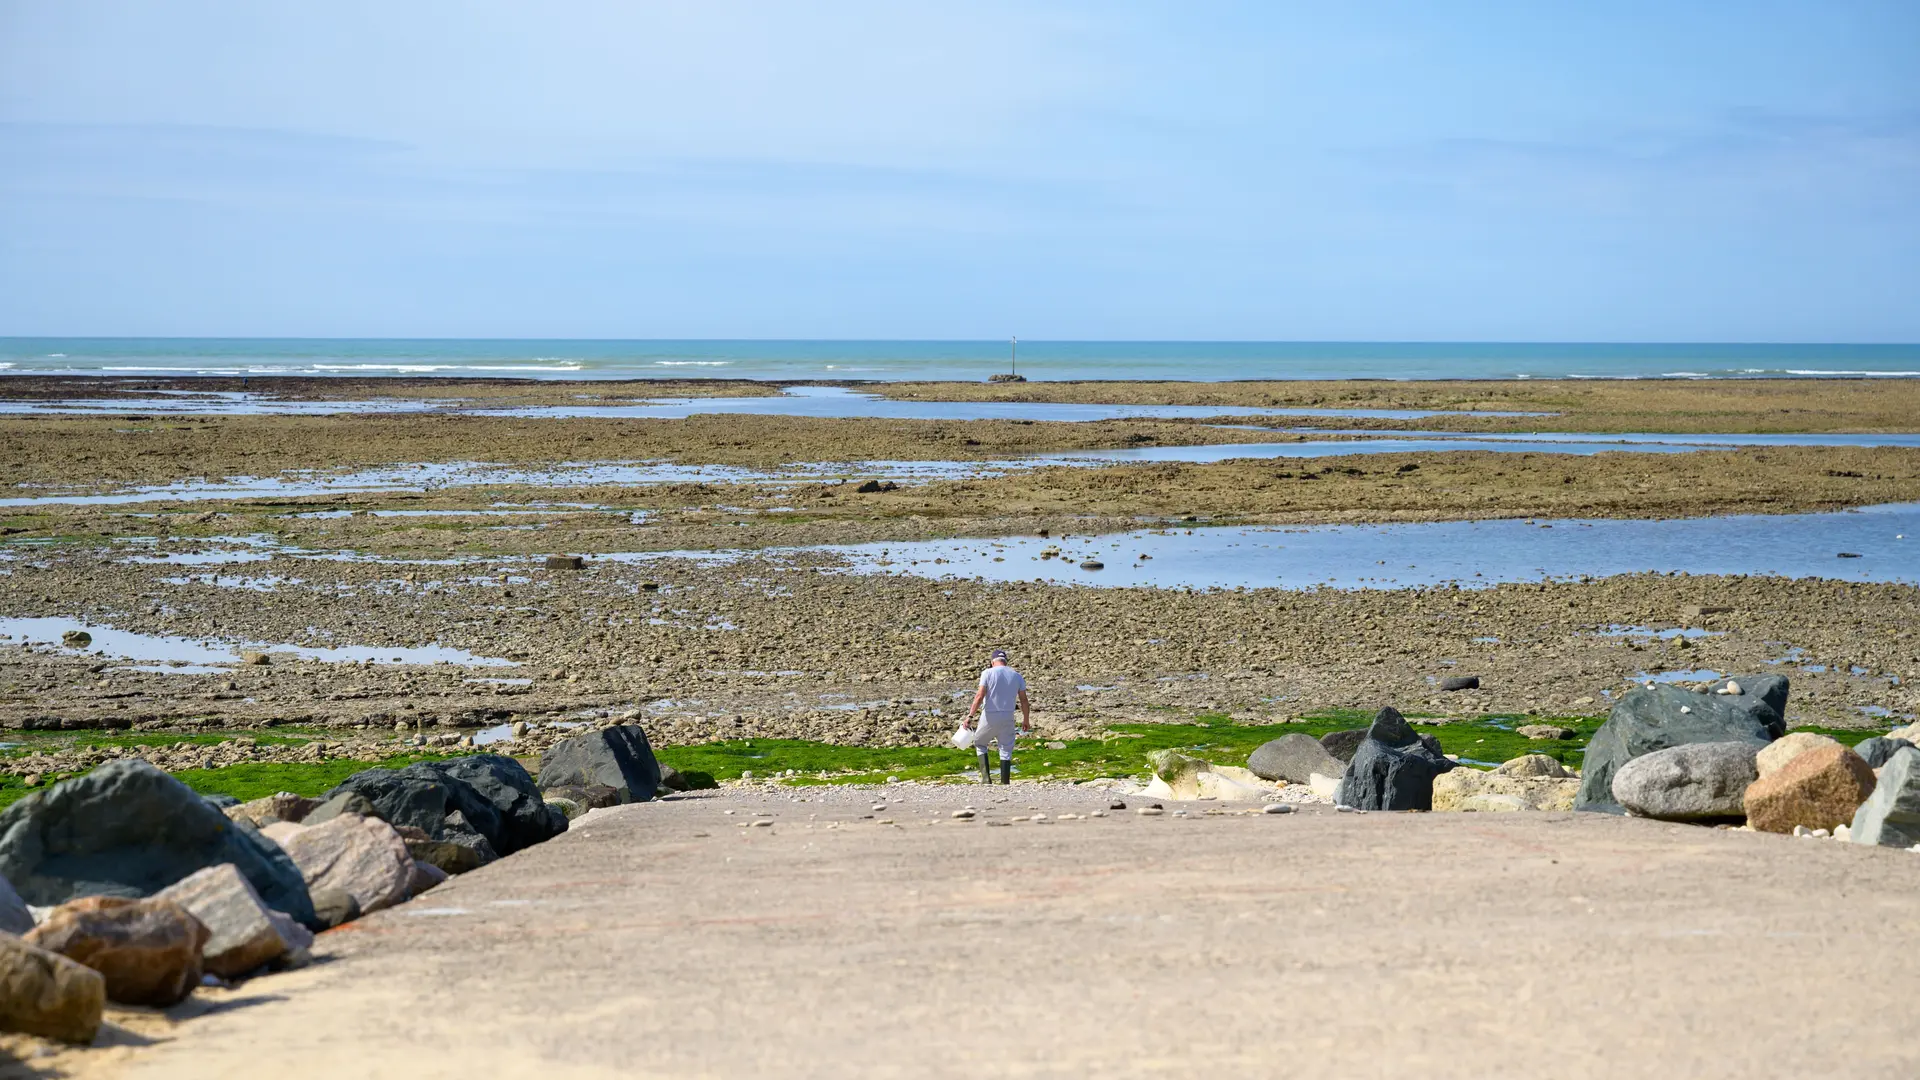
[1246,734,1346,784]
[439,811,502,863]
[1338,707,1455,811]
[1744,743,1876,835]
[415,843,488,875]
[1886,721,1920,744]
[308,887,360,930]
[0,935,105,1044]
[1853,737,1910,769]
[1439,676,1480,692]
[299,791,376,827]
[1319,729,1368,763]
[225,792,320,828]
[657,765,716,793]
[544,797,586,821]
[1496,754,1572,779]
[1755,732,1843,778]
[409,860,448,895]
[0,872,34,935]
[1140,754,1272,802]
[1575,676,1786,813]
[1610,742,1760,822]
[274,815,414,918]
[154,864,308,979]
[0,760,316,929]
[1517,724,1577,740]
[25,896,209,1006]
[432,755,567,853]
[544,554,586,570]
[326,755,559,858]
[1849,746,1920,848]
[1432,766,1579,812]
[259,821,307,847]
[541,784,621,812]
[538,727,662,806]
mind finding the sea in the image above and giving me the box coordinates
[1,338,1917,382]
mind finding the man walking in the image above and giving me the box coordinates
[966,648,1031,784]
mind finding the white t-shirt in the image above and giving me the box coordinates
[978,665,1027,713]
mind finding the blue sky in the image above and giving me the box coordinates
[1,1,1915,340]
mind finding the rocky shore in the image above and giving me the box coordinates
[1,542,1913,740]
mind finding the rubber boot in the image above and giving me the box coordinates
[977,748,993,783]
[999,759,1012,785]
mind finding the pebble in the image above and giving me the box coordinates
[1261,803,1294,815]
[1136,807,1164,816]
[871,804,886,812]
[1088,810,1106,818]
[951,810,975,819]
[751,819,773,828]
[1336,805,1357,813]
[1109,801,1127,811]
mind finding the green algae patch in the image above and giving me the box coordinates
[659,712,1609,786]
[0,751,452,809]
[169,755,452,803]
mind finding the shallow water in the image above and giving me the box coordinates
[0,384,1544,421]
[0,616,515,671]
[813,503,1920,590]
[473,386,1547,422]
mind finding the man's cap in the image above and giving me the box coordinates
[990,648,1010,662]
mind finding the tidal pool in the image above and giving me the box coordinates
[818,503,1920,590]
[0,616,515,671]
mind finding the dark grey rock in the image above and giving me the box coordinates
[300,791,377,827]
[1575,675,1787,814]
[0,872,34,934]
[438,810,502,863]
[538,726,662,805]
[1246,734,1345,784]
[1853,737,1911,769]
[308,886,360,929]
[1319,729,1368,763]
[1440,676,1480,692]
[0,760,316,929]
[324,766,485,842]
[201,794,240,809]
[326,754,561,858]
[1337,707,1455,811]
[1849,746,1920,847]
[431,755,567,854]
[1610,741,1760,821]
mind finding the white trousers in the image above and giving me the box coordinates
[975,711,1018,759]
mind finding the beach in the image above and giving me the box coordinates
[2,374,1919,1076]
[0,376,1915,752]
